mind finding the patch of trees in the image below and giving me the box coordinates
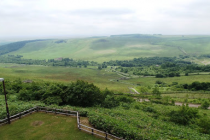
[55,40,66,43]
[0,55,97,67]
[183,81,210,91]
[1,79,133,108]
[0,40,45,55]
[98,62,107,70]
[155,72,180,78]
[184,65,210,72]
[106,57,191,67]
[200,54,210,58]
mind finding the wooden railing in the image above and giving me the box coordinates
[0,107,124,140]
[0,107,37,126]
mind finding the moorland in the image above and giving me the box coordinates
[0,34,210,139]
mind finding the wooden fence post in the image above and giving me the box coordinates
[105,132,108,140]
[19,113,21,119]
[92,128,94,135]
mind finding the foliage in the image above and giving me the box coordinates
[102,95,120,108]
[117,96,134,104]
[182,81,210,91]
[62,80,102,107]
[11,79,121,107]
[0,55,94,67]
[197,116,210,134]
[152,87,161,96]
[85,103,210,140]
[169,104,199,125]
[200,101,210,109]
[137,86,149,94]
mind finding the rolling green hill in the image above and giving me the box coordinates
[1,34,210,62]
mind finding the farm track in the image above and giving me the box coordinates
[129,88,140,94]
[137,98,210,109]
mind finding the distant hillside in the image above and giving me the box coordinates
[0,40,46,55]
[1,35,210,62]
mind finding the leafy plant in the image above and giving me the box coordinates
[169,104,199,125]
[200,100,210,109]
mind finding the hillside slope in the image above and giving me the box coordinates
[1,35,210,62]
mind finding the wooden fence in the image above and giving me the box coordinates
[0,106,124,140]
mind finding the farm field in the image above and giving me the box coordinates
[0,112,101,140]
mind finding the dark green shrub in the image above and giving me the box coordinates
[102,95,120,108]
[200,100,210,109]
[117,96,134,103]
[44,96,62,105]
[169,104,199,125]
[17,89,31,101]
[62,80,103,107]
[197,116,210,134]
[152,87,161,96]
[155,80,164,84]
[143,106,156,113]
[171,99,175,105]
[121,103,130,110]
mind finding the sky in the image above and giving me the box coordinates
[0,0,210,39]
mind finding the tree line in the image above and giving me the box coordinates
[0,55,98,67]
[0,79,133,108]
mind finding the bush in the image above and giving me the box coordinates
[197,116,210,134]
[121,103,130,110]
[152,87,161,96]
[200,101,210,109]
[62,80,103,107]
[44,96,62,105]
[143,106,156,113]
[156,80,164,84]
[169,104,199,125]
[117,96,134,103]
[102,95,120,108]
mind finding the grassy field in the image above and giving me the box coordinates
[129,74,210,87]
[162,93,210,104]
[1,63,210,93]
[0,63,129,92]
[1,35,210,62]
[0,112,101,140]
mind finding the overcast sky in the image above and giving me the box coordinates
[0,0,210,39]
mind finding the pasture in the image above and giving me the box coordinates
[0,63,129,92]
[1,63,210,93]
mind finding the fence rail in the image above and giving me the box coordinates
[0,106,124,140]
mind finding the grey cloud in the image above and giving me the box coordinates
[160,0,210,19]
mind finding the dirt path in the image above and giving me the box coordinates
[129,88,140,94]
[175,102,210,109]
[137,98,210,109]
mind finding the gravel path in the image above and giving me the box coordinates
[137,98,210,109]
